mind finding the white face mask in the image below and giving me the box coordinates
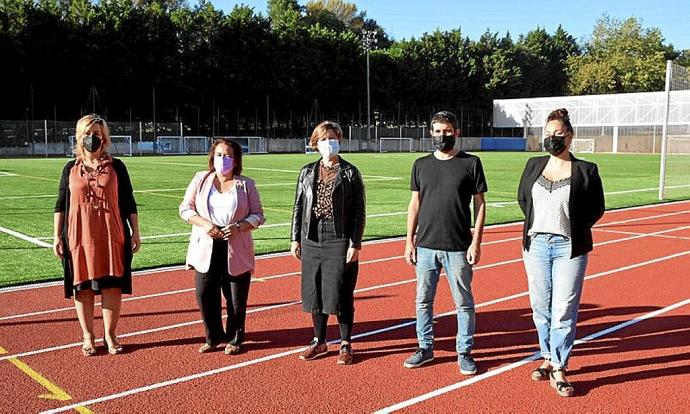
[317,139,340,158]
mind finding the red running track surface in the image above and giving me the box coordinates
[0,201,689,413]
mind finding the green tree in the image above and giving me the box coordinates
[567,16,670,94]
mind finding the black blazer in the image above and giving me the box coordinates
[517,153,605,258]
[291,157,366,249]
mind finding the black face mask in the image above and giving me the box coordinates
[432,134,456,152]
[543,135,567,156]
[83,134,102,153]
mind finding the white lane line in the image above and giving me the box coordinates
[37,251,690,414]
[0,171,18,176]
[374,296,690,413]
[0,226,52,248]
[595,228,690,241]
[3,218,687,322]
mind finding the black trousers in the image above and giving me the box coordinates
[195,239,251,346]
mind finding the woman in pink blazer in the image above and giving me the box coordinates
[179,138,265,355]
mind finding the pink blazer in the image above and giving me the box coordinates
[179,171,265,275]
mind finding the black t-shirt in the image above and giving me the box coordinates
[410,152,488,251]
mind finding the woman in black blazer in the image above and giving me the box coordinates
[517,108,604,397]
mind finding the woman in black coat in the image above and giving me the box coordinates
[517,108,604,397]
[290,121,366,365]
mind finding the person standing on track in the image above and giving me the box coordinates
[518,108,604,397]
[53,114,141,356]
[403,111,487,375]
[180,138,265,355]
[290,121,366,365]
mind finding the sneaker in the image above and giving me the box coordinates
[299,339,328,360]
[337,343,353,365]
[458,353,477,375]
[403,348,434,368]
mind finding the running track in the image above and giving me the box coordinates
[1,201,689,413]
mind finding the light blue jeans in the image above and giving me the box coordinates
[414,246,475,354]
[523,234,588,369]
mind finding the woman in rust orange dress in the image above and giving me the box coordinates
[53,114,141,356]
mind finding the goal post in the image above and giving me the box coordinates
[379,137,413,153]
[571,138,595,154]
[157,136,184,155]
[215,136,268,154]
[659,61,690,200]
[184,136,211,154]
[68,135,133,157]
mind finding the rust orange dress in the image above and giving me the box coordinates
[55,156,137,297]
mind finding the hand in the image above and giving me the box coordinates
[52,238,64,259]
[346,247,359,263]
[466,243,481,265]
[204,223,224,239]
[290,241,301,260]
[404,241,416,265]
[221,222,241,239]
[131,233,141,253]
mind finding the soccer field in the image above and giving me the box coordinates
[0,152,687,287]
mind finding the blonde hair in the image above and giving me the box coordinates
[73,114,111,159]
[309,121,343,149]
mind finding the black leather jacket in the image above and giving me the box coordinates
[291,157,366,248]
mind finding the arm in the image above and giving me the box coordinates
[346,168,366,263]
[222,179,266,238]
[517,159,531,215]
[587,165,605,227]
[404,191,420,265]
[52,162,70,259]
[179,172,224,239]
[467,192,486,265]
[53,212,65,259]
[129,213,141,253]
[290,169,306,259]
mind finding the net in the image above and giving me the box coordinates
[67,135,132,157]
[157,136,184,154]
[571,139,595,153]
[659,62,690,199]
[184,136,210,154]
[379,137,413,153]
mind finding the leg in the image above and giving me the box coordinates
[225,272,251,346]
[312,312,329,343]
[441,250,475,354]
[413,247,442,350]
[337,260,358,344]
[549,237,588,370]
[522,234,554,361]
[74,289,96,355]
[195,269,225,346]
[101,287,123,353]
[299,313,329,360]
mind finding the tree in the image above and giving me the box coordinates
[567,16,670,94]
[267,0,301,34]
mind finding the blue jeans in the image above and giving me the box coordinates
[523,234,588,369]
[414,247,475,354]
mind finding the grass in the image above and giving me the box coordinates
[0,151,688,287]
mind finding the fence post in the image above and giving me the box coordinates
[44,119,48,158]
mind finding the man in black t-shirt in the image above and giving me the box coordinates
[402,111,487,375]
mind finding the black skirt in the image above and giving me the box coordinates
[301,220,358,315]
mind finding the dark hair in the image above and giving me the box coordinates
[309,121,343,149]
[430,111,459,133]
[546,108,574,134]
[207,138,243,175]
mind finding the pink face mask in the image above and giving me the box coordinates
[214,156,234,175]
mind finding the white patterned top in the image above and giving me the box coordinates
[528,175,571,238]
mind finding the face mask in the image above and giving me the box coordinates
[543,135,567,156]
[317,139,340,158]
[82,134,102,153]
[432,134,456,152]
[214,156,234,175]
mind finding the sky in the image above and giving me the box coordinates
[206,0,690,50]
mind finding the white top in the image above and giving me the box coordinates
[208,184,238,227]
[528,175,571,238]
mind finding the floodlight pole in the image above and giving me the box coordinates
[361,30,377,143]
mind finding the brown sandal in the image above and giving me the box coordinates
[81,337,97,357]
[105,338,124,355]
[550,369,575,397]
[198,343,222,354]
[530,360,551,381]
[224,343,241,355]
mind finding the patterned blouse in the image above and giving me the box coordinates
[313,162,340,220]
[528,175,572,238]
